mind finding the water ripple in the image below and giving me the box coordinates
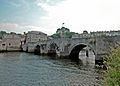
[0,52,102,86]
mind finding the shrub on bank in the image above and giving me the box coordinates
[104,45,120,86]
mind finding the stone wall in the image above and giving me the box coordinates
[22,35,120,62]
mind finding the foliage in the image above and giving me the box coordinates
[83,30,88,34]
[64,32,71,38]
[10,32,16,34]
[0,31,21,39]
[51,32,75,38]
[51,33,60,38]
[51,27,76,38]
[0,31,7,34]
[103,45,120,86]
[0,31,7,39]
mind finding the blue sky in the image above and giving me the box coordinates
[0,0,47,24]
[0,0,120,35]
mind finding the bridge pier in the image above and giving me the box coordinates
[95,54,107,65]
[47,50,56,56]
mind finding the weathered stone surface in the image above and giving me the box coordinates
[22,35,120,63]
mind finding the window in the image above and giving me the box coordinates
[9,43,11,46]
[2,44,5,46]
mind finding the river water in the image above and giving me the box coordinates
[0,52,102,86]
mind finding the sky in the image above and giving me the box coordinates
[0,0,120,35]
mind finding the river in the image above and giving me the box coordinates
[0,52,102,86]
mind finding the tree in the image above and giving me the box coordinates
[51,33,60,38]
[51,26,76,38]
[83,30,88,34]
[0,31,7,39]
[10,32,16,34]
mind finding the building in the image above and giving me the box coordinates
[22,31,47,52]
[25,31,47,43]
[0,33,23,51]
[90,30,120,36]
[72,30,120,38]
[72,30,92,38]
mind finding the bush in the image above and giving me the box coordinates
[104,45,120,86]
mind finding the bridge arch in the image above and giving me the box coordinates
[69,43,95,60]
[34,45,40,55]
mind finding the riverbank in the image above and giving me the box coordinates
[103,45,120,86]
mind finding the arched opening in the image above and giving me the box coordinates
[69,44,96,66]
[48,43,58,56]
[79,47,95,66]
[34,45,40,55]
[69,44,87,60]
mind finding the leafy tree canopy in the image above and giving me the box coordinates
[51,27,76,38]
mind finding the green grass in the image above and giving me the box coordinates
[103,45,120,86]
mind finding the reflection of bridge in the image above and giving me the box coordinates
[22,36,120,64]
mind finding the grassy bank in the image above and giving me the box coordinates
[103,45,120,86]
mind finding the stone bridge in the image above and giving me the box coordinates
[22,35,120,64]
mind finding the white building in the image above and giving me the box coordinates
[22,31,47,52]
[0,39,6,51]
[0,33,23,51]
[25,31,47,43]
[72,33,93,38]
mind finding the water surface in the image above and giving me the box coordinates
[0,52,102,86]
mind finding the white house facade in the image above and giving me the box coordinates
[0,34,23,51]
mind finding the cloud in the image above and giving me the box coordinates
[37,0,64,6]
[0,23,26,33]
[37,0,50,4]
[37,0,120,33]
[7,0,30,10]
[8,1,21,7]
[0,23,50,34]
[1,0,120,35]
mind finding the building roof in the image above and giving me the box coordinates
[28,31,47,35]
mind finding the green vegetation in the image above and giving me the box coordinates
[0,31,22,39]
[51,27,76,38]
[51,33,60,38]
[103,45,120,86]
[0,31,7,39]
